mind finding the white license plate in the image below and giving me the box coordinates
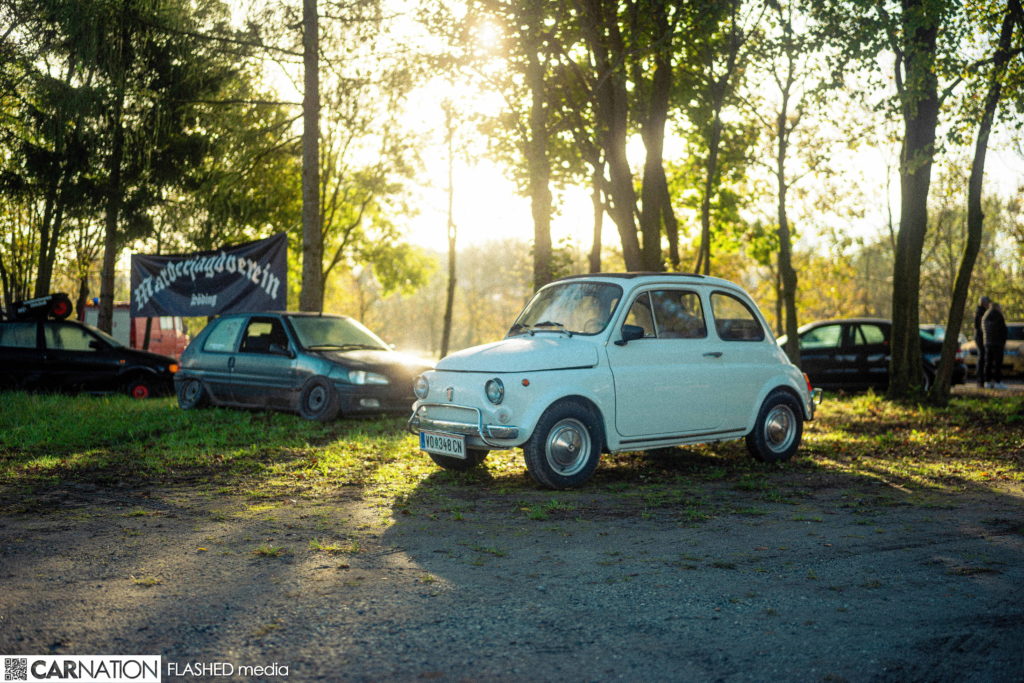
[419,430,466,459]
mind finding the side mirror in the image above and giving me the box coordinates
[269,343,295,359]
[615,324,645,346]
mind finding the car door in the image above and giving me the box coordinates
[42,322,121,392]
[195,316,246,403]
[0,321,45,389]
[850,322,890,389]
[606,288,721,438]
[704,291,780,429]
[230,316,298,408]
[798,323,844,388]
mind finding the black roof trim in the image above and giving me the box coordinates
[554,272,706,282]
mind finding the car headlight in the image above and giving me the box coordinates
[348,370,390,385]
[485,378,504,405]
[414,375,429,399]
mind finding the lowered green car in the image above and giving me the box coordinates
[174,312,432,421]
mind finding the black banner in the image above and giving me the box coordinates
[130,234,287,317]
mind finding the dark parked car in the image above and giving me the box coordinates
[779,318,966,391]
[0,301,179,399]
[175,312,432,420]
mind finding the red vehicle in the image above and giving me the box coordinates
[82,302,190,359]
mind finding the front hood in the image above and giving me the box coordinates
[436,336,599,373]
[318,349,433,374]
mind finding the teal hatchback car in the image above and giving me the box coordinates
[175,312,432,421]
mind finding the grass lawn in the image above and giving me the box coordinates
[2,390,1022,515]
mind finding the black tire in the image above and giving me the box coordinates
[177,378,208,410]
[429,448,489,472]
[523,400,602,489]
[126,376,156,400]
[745,390,803,463]
[297,376,340,422]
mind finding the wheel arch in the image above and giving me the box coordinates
[747,380,810,428]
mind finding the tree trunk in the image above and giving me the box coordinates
[522,3,553,291]
[579,0,641,271]
[695,111,723,276]
[299,0,322,312]
[638,6,672,272]
[440,104,456,358]
[97,87,126,334]
[589,166,603,273]
[887,1,940,399]
[776,104,800,367]
[928,0,1017,404]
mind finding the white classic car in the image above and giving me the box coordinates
[409,273,821,489]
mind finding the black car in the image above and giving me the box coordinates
[780,318,967,391]
[0,296,179,398]
[174,312,433,421]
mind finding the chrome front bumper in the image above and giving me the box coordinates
[407,402,521,448]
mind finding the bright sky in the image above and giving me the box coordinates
[228,0,1024,257]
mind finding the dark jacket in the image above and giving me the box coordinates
[982,307,1007,347]
[974,305,987,339]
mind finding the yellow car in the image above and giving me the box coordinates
[960,322,1024,377]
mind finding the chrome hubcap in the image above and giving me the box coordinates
[546,418,591,476]
[764,404,797,453]
[184,381,200,401]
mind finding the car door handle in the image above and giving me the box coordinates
[228,356,235,370]
[703,352,723,358]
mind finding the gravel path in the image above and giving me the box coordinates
[2,475,1023,681]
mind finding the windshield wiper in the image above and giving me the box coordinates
[531,321,573,337]
[308,343,383,351]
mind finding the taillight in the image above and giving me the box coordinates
[803,372,813,394]
[169,363,179,373]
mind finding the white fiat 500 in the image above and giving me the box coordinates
[409,273,821,489]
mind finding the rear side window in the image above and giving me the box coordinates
[44,323,96,351]
[854,324,886,345]
[203,318,245,352]
[0,322,37,348]
[710,292,765,341]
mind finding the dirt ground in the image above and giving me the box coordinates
[2,462,1023,682]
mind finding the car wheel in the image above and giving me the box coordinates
[297,376,340,422]
[523,400,601,489]
[126,376,155,400]
[745,390,803,463]
[177,379,208,410]
[429,449,489,472]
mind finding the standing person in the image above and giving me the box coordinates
[974,295,991,387]
[982,301,1008,390]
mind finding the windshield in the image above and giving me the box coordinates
[288,315,388,351]
[509,282,622,337]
